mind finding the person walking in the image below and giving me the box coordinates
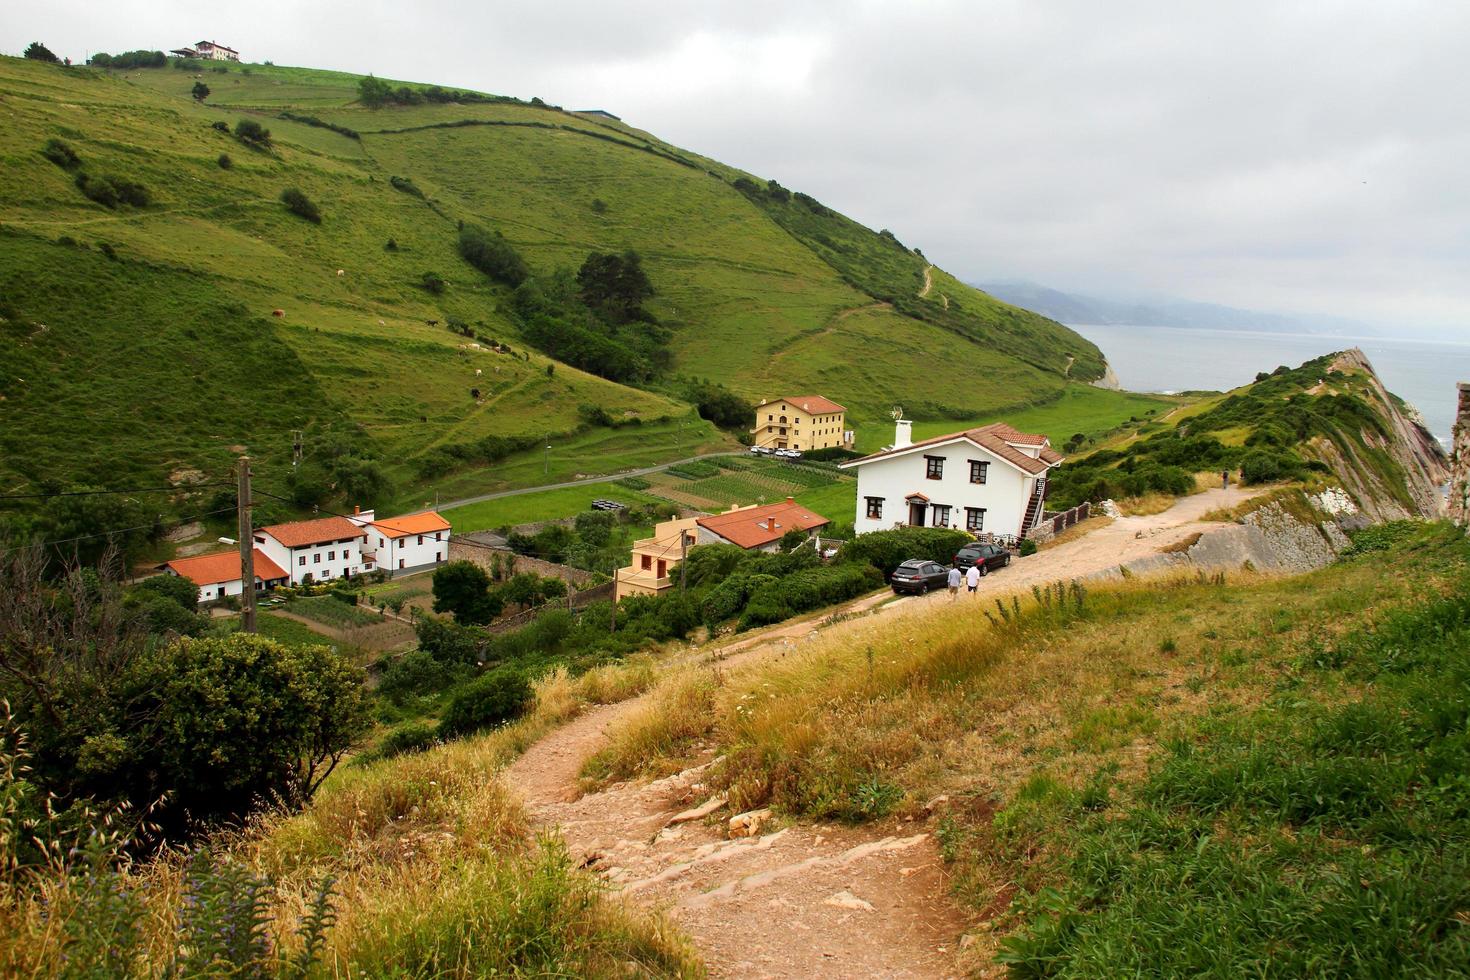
[1221,469,1229,490]
[947,564,962,601]
[966,562,981,594]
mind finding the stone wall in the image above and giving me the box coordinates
[1450,382,1470,528]
[448,537,597,588]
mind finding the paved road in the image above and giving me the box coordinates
[436,451,746,513]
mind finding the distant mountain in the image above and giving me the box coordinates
[976,281,1376,336]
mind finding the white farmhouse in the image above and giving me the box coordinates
[254,516,369,585]
[840,420,1064,541]
[161,549,289,604]
[361,510,452,574]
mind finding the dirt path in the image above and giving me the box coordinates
[502,486,1264,977]
[919,264,935,298]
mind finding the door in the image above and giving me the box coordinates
[909,500,927,526]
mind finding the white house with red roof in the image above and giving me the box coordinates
[161,549,289,604]
[840,419,1064,541]
[254,515,368,585]
[360,510,452,574]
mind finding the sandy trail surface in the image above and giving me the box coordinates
[501,486,1263,978]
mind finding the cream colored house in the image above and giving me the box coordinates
[751,395,853,452]
[615,515,700,601]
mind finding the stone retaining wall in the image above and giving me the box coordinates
[1451,382,1470,528]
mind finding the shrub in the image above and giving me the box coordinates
[280,187,321,223]
[1241,449,1304,485]
[839,526,970,579]
[378,649,457,703]
[234,119,271,148]
[1019,538,1038,557]
[375,720,439,758]
[738,563,881,630]
[24,41,60,63]
[420,271,446,294]
[431,560,503,624]
[211,120,230,132]
[458,224,529,285]
[74,173,118,208]
[41,138,80,169]
[438,667,532,737]
[217,152,232,169]
[390,174,424,197]
[191,81,210,101]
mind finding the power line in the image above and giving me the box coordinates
[0,483,234,501]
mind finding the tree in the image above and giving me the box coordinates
[458,224,529,285]
[126,634,370,819]
[281,187,322,223]
[191,80,210,101]
[233,119,271,148]
[357,74,393,107]
[24,42,60,63]
[431,560,502,624]
[577,250,654,323]
[690,380,750,429]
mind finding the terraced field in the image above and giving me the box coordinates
[651,457,853,510]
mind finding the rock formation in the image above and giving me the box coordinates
[1450,382,1470,527]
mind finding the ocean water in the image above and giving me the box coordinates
[1070,324,1470,449]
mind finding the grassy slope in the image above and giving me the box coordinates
[0,55,1110,509]
[582,521,1470,973]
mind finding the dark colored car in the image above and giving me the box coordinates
[954,542,1011,575]
[889,559,951,595]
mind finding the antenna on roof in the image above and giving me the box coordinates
[890,406,904,421]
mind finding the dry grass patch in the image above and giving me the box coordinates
[1037,514,1114,551]
[1114,492,1181,516]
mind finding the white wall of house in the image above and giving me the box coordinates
[256,534,367,584]
[368,530,450,572]
[163,569,276,605]
[846,442,1035,538]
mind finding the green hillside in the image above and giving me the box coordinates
[0,54,1113,511]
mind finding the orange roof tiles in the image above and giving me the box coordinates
[696,498,829,550]
[372,510,452,539]
[846,422,1063,475]
[780,394,847,415]
[259,516,365,548]
[164,549,288,586]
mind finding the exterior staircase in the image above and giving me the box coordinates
[1020,478,1047,539]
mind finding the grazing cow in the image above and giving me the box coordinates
[475,368,482,376]
[271,309,284,317]
[427,319,438,327]
[336,269,345,276]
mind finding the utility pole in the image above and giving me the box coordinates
[610,569,618,634]
[544,442,551,476]
[237,456,256,634]
[679,532,688,592]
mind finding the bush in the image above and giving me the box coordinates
[24,41,60,63]
[216,152,232,169]
[1019,538,1038,557]
[211,120,230,132]
[438,667,532,737]
[378,649,458,703]
[839,526,970,579]
[280,187,322,223]
[1241,449,1304,485]
[375,720,439,758]
[431,560,503,624]
[390,174,424,197]
[737,563,881,630]
[74,173,118,208]
[40,138,80,169]
[458,224,529,285]
[234,119,272,148]
[420,271,446,294]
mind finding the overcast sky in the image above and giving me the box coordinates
[10,0,1470,335]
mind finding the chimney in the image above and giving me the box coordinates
[786,496,795,504]
[894,419,913,449]
[354,505,360,515]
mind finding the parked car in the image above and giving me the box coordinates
[889,559,952,595]
[953,542,1011,575]
[749,445,773,455]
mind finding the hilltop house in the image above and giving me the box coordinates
[171,40,240,61]
[751,396,853,452]
[615,497,829,601]
[161,549,289,604]
[840,420,1064,541]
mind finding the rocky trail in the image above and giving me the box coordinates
[501,486,1268,977]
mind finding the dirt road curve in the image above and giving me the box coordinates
[502,486,1263,978]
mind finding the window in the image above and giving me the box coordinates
[343,550,351,560]
[327,550,335,560]
[298,556,306,566]
[970,461,989,484]
[313,553,321,564]
[417,535,424,545]
[966,507,986,532]
[398,559,404,569]
[436,532,443,541]
[641,554,652,570]
[379,537,385,548]
[435,552,442,562]
[865,497,884,520]
[932,504,952,527]
[656,559,667,578]
[925,455,945,480]
[768,414,773,421]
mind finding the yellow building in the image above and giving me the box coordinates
[751,395,853,452]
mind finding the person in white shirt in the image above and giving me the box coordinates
[946,565,962,600]
[966,563,981,594]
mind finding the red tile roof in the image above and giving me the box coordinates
[259,516,365,548]
[164,549,288,586]
[373,510,451,539]
[844,422,1062,476]
[696,498,829,550]
[766,395,846,415]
